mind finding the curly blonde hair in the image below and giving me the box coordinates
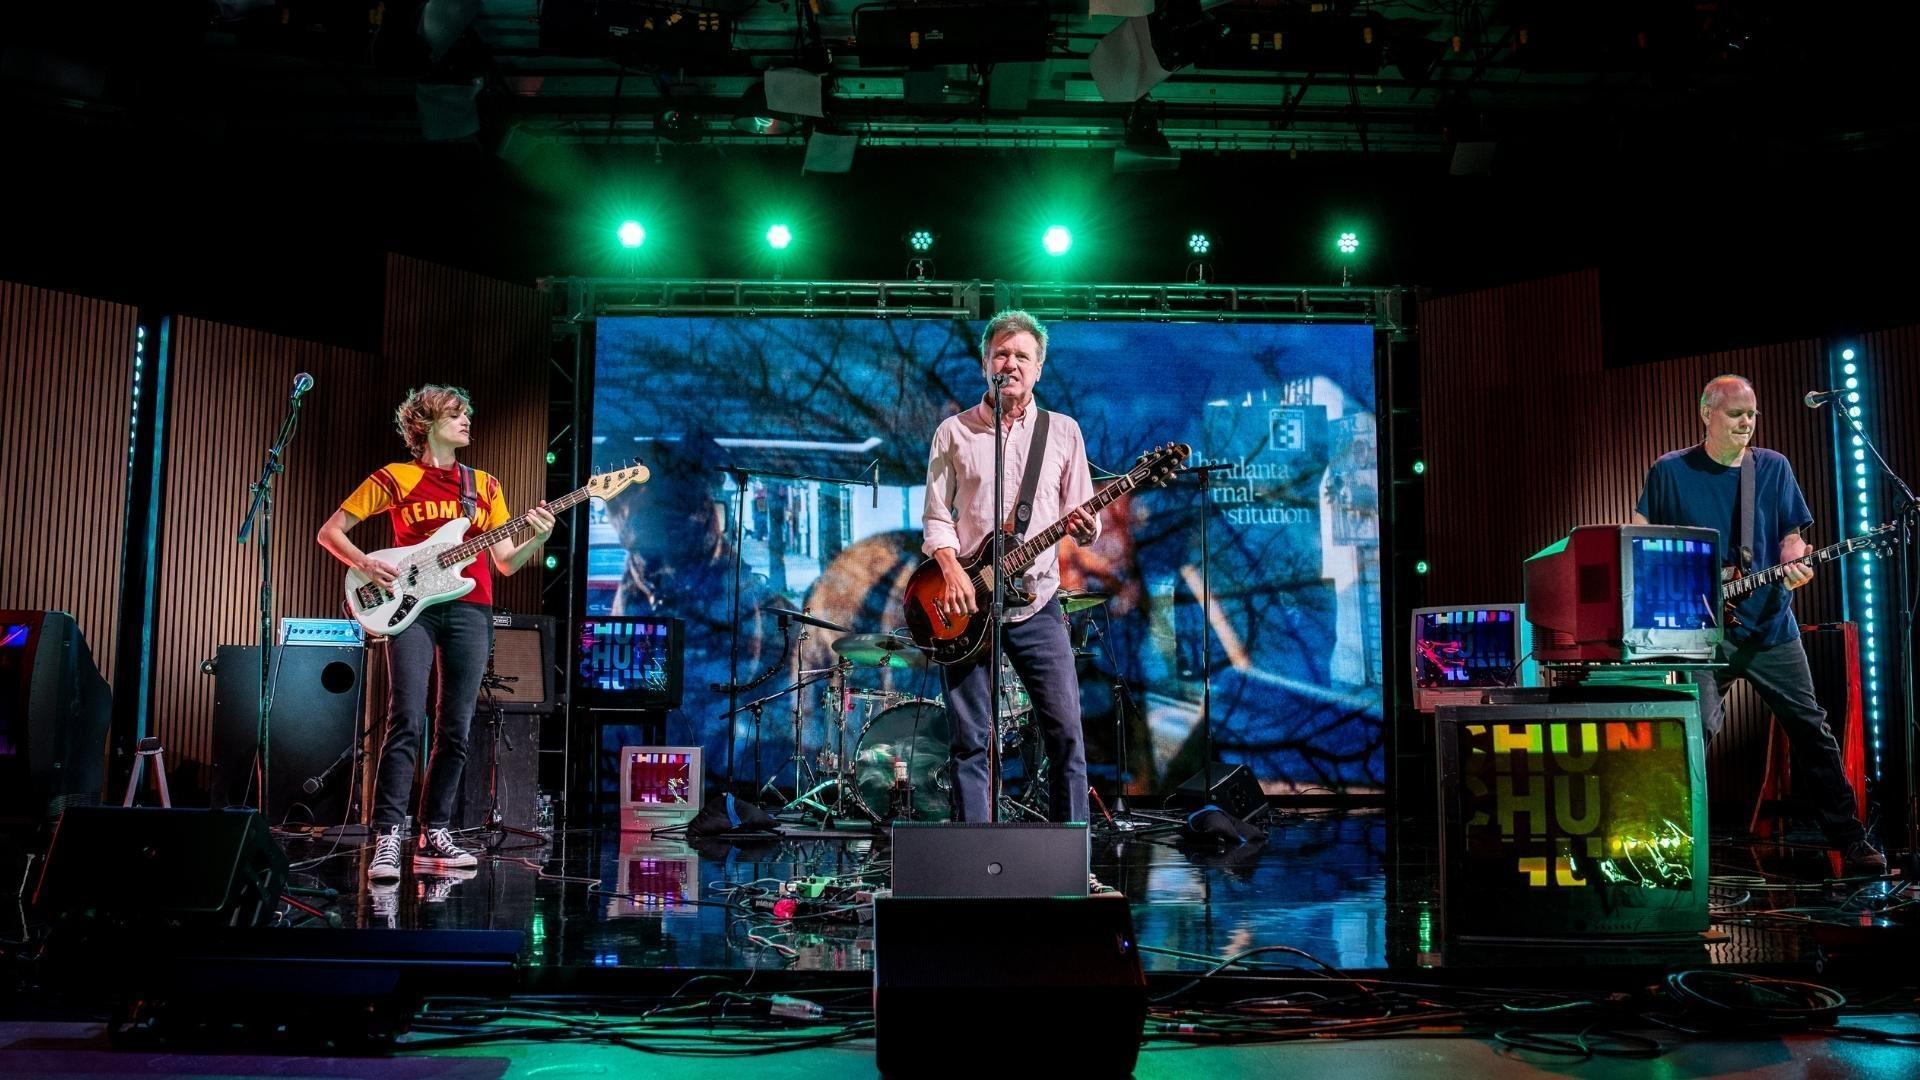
[394,384,473,456]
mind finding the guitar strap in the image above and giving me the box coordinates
[1737,451,1756,572]
[1011,409,1051,540]
[457,464,480,524]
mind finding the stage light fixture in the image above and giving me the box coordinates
[543,554,560,571]
[618,221,645,249]
[1338,231,1360,255]
[908,230,936,253]
[545,451,559,466]
[767,224,793,250]
[1415,559,1430,575]
[1188,233,1211,255]
[1043,226,1072,256]
[1413,460,1427,476]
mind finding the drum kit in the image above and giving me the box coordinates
[757,590,1108,827]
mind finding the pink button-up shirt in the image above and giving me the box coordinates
[922,396,1099,624]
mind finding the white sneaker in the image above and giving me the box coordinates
[418,866,479,904]
[414,827,479,870]
[368,824,404,883]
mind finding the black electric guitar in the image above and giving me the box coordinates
[902,443,1190,665]
[1721,523,1897,615]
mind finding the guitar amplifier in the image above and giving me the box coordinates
[480,613,559,714]
[279,618,363,647]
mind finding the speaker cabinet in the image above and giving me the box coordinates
[212,646,364,826]
[874,894,1146,1077]
[34,806,288,930]
[0,610,112,822]
[1171,762,1267,821]
[482,613,559,714]
[890,822,1088,898]
[454,712,542,831]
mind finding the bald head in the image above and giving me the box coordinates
[1699,374,1754,417]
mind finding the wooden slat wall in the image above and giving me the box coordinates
[1421,270,1904,824]
[148,257,551,792]
[0,281,137,681]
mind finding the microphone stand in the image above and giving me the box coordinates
[988,374,1008,822]
[235,387,310,821]
[1830,399,1920,871]
[713,463,876,798]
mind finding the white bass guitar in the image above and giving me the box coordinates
[344,464,649,636]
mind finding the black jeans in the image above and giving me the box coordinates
[372,601,492,831]
[942,598,1089,823]
[1691,634,1866,845]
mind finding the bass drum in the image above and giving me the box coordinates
[853,699,952,823]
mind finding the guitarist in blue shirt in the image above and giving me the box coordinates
[1635,374,1882,873]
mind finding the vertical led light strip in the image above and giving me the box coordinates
[1834,345,1882,777]
[129,324,146,472]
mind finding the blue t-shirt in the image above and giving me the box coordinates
[1635,445,1813,646]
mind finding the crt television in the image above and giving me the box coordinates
[574,616,685,709]
[1411,604,1536,713]
[1524,525,1721,664]
[1436,686,1709,942]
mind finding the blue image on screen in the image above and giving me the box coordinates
[590,316,1382,795]
[1630,536,1718,631]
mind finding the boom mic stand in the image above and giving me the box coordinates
[478,657,545,850]
[236,375,313,822]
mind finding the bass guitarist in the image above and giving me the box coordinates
[317,384,554,885]
[1634,373,1882,873]
[923,311,1099,823]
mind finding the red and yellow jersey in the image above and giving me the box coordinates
[341,461,511,607]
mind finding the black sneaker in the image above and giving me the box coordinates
[1844,839,1888,874]
[367,824,404,883]
[414,827,479,871]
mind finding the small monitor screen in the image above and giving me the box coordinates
[576,617,684,708]
[1629,534,1718,631]
[1414,609,1520,690]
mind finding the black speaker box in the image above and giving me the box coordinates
[454,712,542,831]
[874,894,1146,1077]
[890,822,1088,898]
[34,806,288,930]
[0,610,112,822]
[1171,762,1267,821]
[212,645,364,826]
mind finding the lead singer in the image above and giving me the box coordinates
[922,311,1099,822]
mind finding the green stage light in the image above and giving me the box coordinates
[1043,226,1072,256]
[1337,231,1360,255]
[618,221,645,249]
[1415,559,1430,575]
[767,224,793,250]
[543,554,560,571]
[545,451,558,466]
[1842,347,1856,361]
[1188,232,1211,255]
[908,229,935,252]
[1412,459,1426,476]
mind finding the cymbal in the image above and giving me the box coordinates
[763,605,852,633]
[833,633,930,669]
[1059,590,1110,615]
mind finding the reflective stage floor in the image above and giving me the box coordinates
[283,807,1911,981]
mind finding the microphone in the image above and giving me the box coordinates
[301,747,351,795]
[1804,388,1846,409]
[870,461,879,509]
[291,372,315,403]
[990,373,1011,386]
